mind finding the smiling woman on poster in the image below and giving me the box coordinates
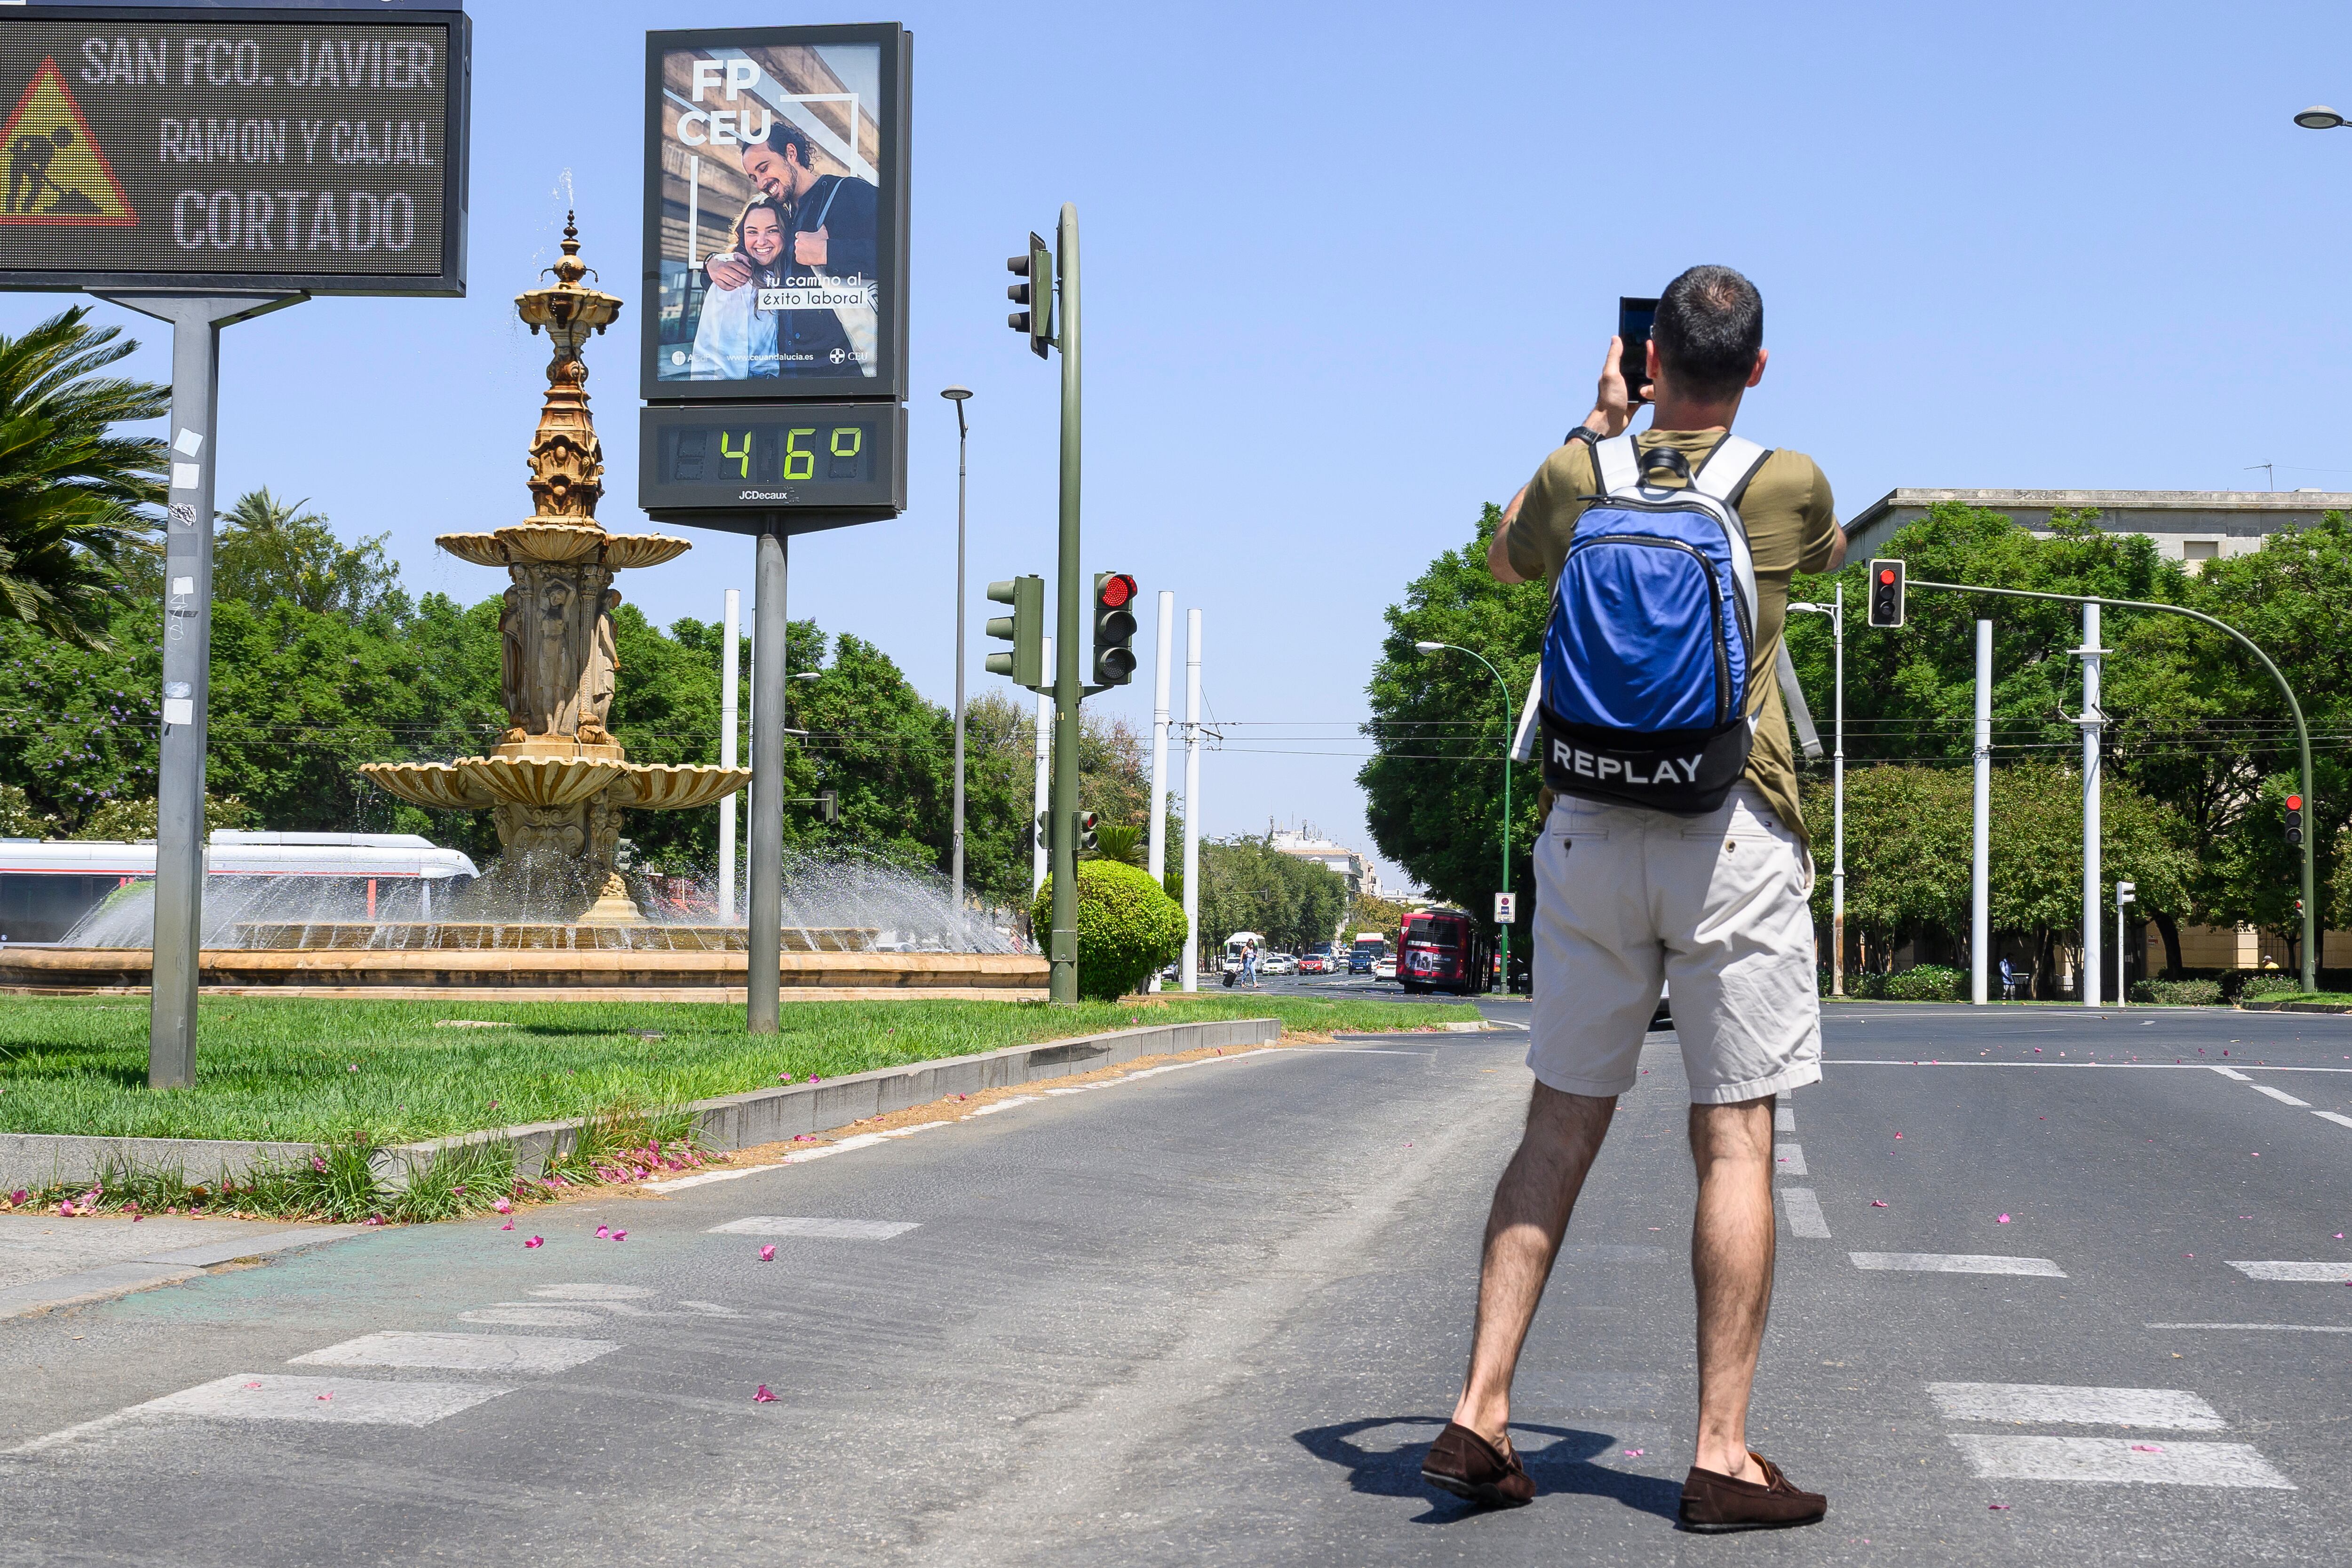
[706,120,878,377]
[689,196,785,380]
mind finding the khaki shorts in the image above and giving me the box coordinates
[1529,785,1821,1105]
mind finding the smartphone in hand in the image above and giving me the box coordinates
[1618,296,1658,405]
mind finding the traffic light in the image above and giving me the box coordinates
[1092,571,1138,686]
[1006,231,1052,358]
[2286,792,2305,847]
[1077,810,1098,853]
[1866,559,1905,628]
[984,575,1045,689]
[1036,810,1051,849]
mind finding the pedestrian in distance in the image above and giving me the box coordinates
[2000,956,2016,1001]
[1421,267,1842,1533]
[1242,941,1260,989]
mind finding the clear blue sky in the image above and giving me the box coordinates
[12,0,2352,892]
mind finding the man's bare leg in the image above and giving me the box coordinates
[1449,1084,1617,1448]
[1689,1095,1777,1482]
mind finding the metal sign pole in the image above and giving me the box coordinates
[1047,203,1082,1003]
[747,519,789,1032]
[99,293,301,1089]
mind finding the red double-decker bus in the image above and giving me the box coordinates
[1397,908,1493,995]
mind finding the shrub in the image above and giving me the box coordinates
[2130,978,2223,1006]
[1033,859,1188,1002]
[2239,973,2302,1002]
[1878,963,1964,1002]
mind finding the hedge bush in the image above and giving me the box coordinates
[2239,973,2303,1002]
[2130,978,2224,1006]
[1879,963,1965,1001]
[1032,860,1188,1002]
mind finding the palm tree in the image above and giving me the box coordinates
[0,307,167,650]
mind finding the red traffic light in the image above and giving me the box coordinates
[2288,794,2304,811]
[1877,567,1895,585]
[1098,573,1136,608]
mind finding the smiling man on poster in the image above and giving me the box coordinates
[705,119,878,377]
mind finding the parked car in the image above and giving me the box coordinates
[1299,952,1330,975]
[1373,957,1397,981]
[1260,952,1298,976]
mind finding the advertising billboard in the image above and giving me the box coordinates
[0,6,468,295]
[641,24,908,403]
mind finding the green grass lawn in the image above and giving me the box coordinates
[0,993,1479,1145]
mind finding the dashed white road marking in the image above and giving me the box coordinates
[11,1375,511,1453]
[2227,1260,2352,1282]
[291,1331,619,1374]
[1928,1383,2225,1429]
[1773,1143,1808,1176]
[457,1305,604,1327]
[528,1283,653,1301]
[1781,1188,1831,1239]
[1851,1252,2066,1277]
[2313,1111,2352,1131]
[2147,1322,2352,1333]
[967,1096,1038,1117]
[2209,1065,2253,1081]
[707,1217,919,1240]
[2250,1084,2312,1107]
[1774,1106,1795,1132]
[1947,1434,2292,1489]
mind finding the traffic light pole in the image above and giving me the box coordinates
[1910,578,2316,994]
[1048,203,1083,1004]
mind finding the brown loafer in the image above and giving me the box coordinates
[1422,1420,1535,1508]
[1678,1450,1827,1532]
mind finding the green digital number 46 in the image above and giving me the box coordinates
[784,428,817,481]
[720,430,751,479]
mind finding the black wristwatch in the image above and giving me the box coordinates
[1566,424,1603,447]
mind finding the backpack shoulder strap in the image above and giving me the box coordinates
[1593,434,1640,497]
[1689,436,1771,509]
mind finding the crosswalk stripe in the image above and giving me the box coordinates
[1773,1142,1808,1176]
[1851,1252,2066,1277]
[707,1217,920,1240]
[1947,1434,2292,1489]
[1927,1382,2225,1429]
[1781,1188,1832,1238]
[2250,1084,2312,1107]
[2314,1111,2352,1130]
[2227,1260,2352,1282]
[11,1374,511,1452]
[290,1332,619,1373]
[1774,1105,1795,1132]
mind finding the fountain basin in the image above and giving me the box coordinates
[0,947,1047,1002]
[230,923,873,952]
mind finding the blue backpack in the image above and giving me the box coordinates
[1532,432,1772,814]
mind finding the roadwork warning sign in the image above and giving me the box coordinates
[0,57,131,224]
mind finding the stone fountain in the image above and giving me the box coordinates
[357,215,748,931]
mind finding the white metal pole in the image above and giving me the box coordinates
[951,411,969,922]
[2116,887,2134,1008]
[1032,635,1052,896]
[1182,608,1203,992]
[2082,602,2103,1007]
[1831,581,1846,998]
[718,588,740,923]
[1972,619,1991,1005]
[1146,591,1175,992]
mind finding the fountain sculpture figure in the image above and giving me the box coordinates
[358,216,747,925]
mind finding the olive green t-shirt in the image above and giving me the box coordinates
[1507,429,1840,846]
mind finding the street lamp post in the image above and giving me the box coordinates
[2116,881,2136,1009]
[1415,641,1515,991]
[942,386,973,923]
[1787,588,1846,995]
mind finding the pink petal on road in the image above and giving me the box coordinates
[753,1385,778,1403]
[1624,1448,1645,1457]
[1872,1201,1889,1207]
[595,1225,611,1239]
[1988,1503,2010,1510]
[245,1381,262,1389]
[524,1236,544,1248]
[759,1245,777,1262]
[493,1199,512,1214]
[612,1230,626,1241]
[2132,1444,2163,1454]
[1998,1214,2011,1223]
[1893,1133,1903,1140]
[315,1392,333,1402]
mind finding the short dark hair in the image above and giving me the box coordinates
[752,120,813,170]
[1652,266,1762,400]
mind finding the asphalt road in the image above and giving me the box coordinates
[3,1000,2349,1565]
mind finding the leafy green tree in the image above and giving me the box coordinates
[1195,834,1350,954]
[68,792,252,840]
[0,307,167,650]
[210,488,409,625]
[1032,859,1187,999]
[1359,501,1543,956]
[0,782,51,837]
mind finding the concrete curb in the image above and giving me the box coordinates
[2237,999,2352,1014]
[0,1017,1285,1192]
[0,1223,367,1322]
